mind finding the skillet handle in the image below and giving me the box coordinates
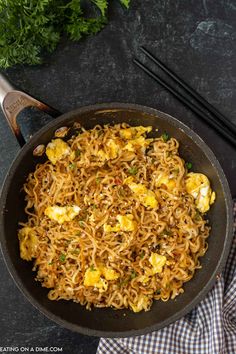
[0,73,61,147]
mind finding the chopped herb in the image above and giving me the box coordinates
[128,166,138,175]
[119,278,129,287]
[72,249,80,255]
[92,204,98,209]
[162,132,169,142]
[79,220,84,227]
[155,289,161,295]
[194,212,201,221]
[90,265,96,271]
[96,177,101,184]
[172,168,179,175]
[140,251,145,259]
[69,163,76,169]
[130,271,137,279]
[75,149,81,157]
[161,229,173,236]
[48,261,53,265]
[185,162,193,170]
[59,254,66,263]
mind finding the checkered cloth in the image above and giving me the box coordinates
[97,201,236,354]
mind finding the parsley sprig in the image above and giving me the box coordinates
[0,0,131,68]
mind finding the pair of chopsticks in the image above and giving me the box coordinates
[134,47,236,148]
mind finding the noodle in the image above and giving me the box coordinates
[18,123,215,312]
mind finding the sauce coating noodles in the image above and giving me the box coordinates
[18,124,214,312]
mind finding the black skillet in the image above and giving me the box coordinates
[0,74,233,337]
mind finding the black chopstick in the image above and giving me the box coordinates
[133,58,236,148]
[139,46,236,136]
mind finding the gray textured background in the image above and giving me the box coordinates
[0,0,235,353]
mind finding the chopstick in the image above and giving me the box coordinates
[139,46,236,136]
[134,48,236,147]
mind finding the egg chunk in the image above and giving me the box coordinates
[96,139,120,161]
[84,268,108,292]
[44,205,80,224]
[101,266,119,281]
[125,178,158,208]
[104,214,137,233]
[18,227,38,261]
[149,253,167,274]
[124,136,153,152]
[84,265,119,292]
[46,139,73,165]
[155,173,176,191]
[106,139,120,159]
[120,126,152,140]
[130,295,150,313]
[185,173,216,213]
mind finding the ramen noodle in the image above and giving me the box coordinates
[18,124,216,312]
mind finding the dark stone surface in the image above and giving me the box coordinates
[0,0,235,352]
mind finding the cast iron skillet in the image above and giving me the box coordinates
[0,74,233,337]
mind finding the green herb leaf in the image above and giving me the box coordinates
[79,220,84,227]
[0,0,131,69]
[128,166,138,175]
[185,162,193,170]
[130,271,137,279]
[75,149,81,157]
[119,278,129,287]
[96,177,101,184]
[90,264,96,271]
[155,289,161,295]
[48,261,54,265]
[161,228,173,236]
[59,253,66,262]
[69,163,76,169]
[140,251,145,259]
[119,0,130,8]
[72,249,80,255]
[92,0,108,17]
[162,132,169,142]
[194,212,201,221]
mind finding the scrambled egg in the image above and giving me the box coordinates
[96,139,120,161]
[104,214,137,232]
[84,265,119,292]
[46,138,74,165]
[95,126,153,160]
[119,126,153,152]
[155,173,176,191]
[124,136,153,152]
[18,227,38,261]
[84,268,108,292]
[120,126,152,139]
[185,173,216,213]
[106,139,120,159]
[100,266,119,281]
[138,275,150,284]
[44,205,80,224]
[149,253,167,274]
[138,253,166,283]
[125,177,158,208]
[130,294,150,313]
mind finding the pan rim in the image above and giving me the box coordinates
[0,102,233,337]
